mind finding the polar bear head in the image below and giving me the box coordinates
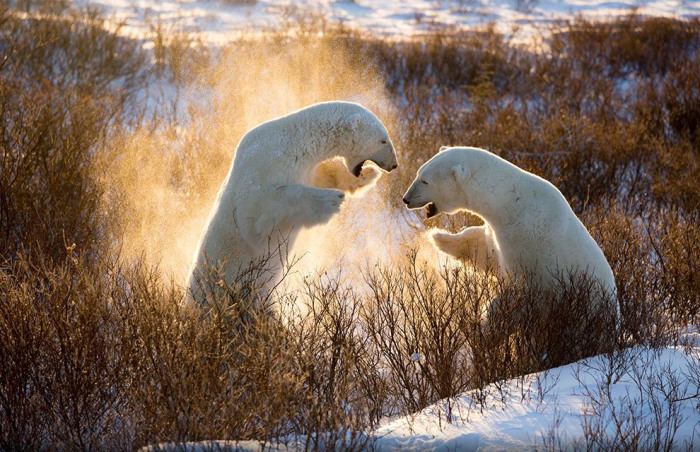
[341,104,398,177]
[402,146,484,218]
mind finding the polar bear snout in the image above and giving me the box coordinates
[373,159,398,173]
[372,143,399,173]
[403,184,428,208]
[403,182,440,218]
[383,149,399,172]
[402,184,420,208]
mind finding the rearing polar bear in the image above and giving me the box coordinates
[403,146,619,318]
[188,101,398,303]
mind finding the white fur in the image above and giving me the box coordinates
[404,146,619,317]
[187,101,397,303]
[430,224,499,272]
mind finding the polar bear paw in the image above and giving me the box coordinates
[348,165,381,194]
[431,230,465,259]
[312,159,381,195]
[307,188,345,226]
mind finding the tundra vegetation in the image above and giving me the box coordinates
[0,1,699,449]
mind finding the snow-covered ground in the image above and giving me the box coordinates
[143,346,700,451]
[80,0,700,43]
[374,346,700,450]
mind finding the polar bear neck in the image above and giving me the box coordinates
[296,102,363,147]
[282,104,364,181]
[459,157,551,234]
[229,105,362,188]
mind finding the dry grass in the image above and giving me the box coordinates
[1,2,699,449]
[0,1,147,263]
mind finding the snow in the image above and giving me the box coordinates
[373,346,700,450]
[142,346,700,451]
[78,0,700,44]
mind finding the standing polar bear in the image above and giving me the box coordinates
[187,101,398,303]
[403,146,619,318]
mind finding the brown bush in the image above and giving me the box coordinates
[0,3,147,262]
[361,251,626,418]
[0,253,140,449]
[0,249,383,449]
[663,54,700,149]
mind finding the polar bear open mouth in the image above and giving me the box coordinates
[425,202,438,218]
[352,159,382,177]
[352,159,385,177]
[351,162,365,177]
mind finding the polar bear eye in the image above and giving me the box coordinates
[421,180,428,185]
[381,140,387,144]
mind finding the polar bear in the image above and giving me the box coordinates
[187,101,398,303]
[403,146,619,319]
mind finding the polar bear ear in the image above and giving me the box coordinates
[439,146,449,153]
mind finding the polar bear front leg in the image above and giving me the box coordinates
[251,184,345,240]
[299,185,347,227]
[431,226,495,271]
[312,158,381,195]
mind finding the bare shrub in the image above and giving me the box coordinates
[653,141,700,212]
[0,248,383,449]
[362,253,621,418]
[586,204,699,346]
[575,349,697,451]
[362,254,475,415]
[128,264,304,445]
[652,210,700,327]
[284,275,387,449]
[0,253,142,450]
[462,269,619,401]
[663,55,700,147]
[0,3,147,262]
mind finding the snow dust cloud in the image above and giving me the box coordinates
[103,29,429,288]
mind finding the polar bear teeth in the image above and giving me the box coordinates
[425,202,438,218]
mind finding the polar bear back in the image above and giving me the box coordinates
[493,171,615,294]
